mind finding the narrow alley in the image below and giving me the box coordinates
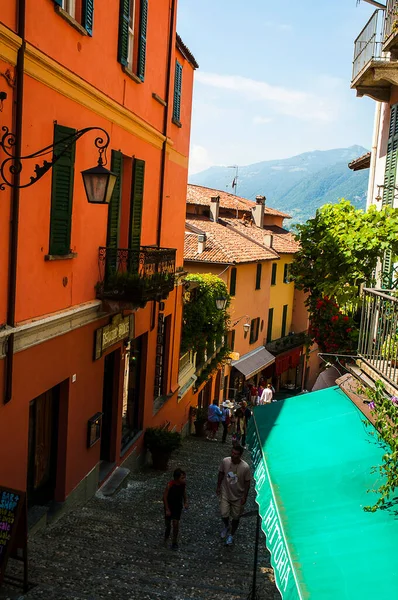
[1,437,280,600]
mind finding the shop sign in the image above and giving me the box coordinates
[94,313,134,360]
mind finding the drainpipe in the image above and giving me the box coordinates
[156,0,176,248]
[367,101,382,210]
[4,0,26,403]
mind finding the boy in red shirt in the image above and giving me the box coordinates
[163,468,188,550]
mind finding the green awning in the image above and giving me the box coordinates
[248,386,398,600]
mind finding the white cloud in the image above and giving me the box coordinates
[195,71,334,121]
[189,145,213,175]
[253,116,273,125]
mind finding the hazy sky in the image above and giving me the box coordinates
[177,0,377,174]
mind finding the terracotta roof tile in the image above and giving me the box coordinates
[187,184,291,219]
[348,152,371,171]
[221,218,300,254]
[184,216,279,264]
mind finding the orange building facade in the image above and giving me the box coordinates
[0,1,197,511]
[180,185,310,411]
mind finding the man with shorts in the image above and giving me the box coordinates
[216,445,251,546]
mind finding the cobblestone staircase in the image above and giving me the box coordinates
[0,436,280,600]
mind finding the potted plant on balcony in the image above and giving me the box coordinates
[144,427,181,470]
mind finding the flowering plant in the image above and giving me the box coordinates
[307,295,358,353]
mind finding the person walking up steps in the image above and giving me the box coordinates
[207,398,222,441]
[163,468,188,550]
[216,445,251,546]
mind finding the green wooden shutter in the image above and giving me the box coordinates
[106,150,123,272]
[383,103,398,208]
[82,0,94,36]
[266,308,274,343]
[137,0,148,81]
[173,61,183,122]
[49,124,76,256]
[129,159,145,272]
[118,0,129,66]
[255,263,262,289]
[271,263,277,285]
[381,104,398,287]
[281,304,288,338]
[229,267,237,296]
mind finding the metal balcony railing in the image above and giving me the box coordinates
[384,0,398,43]
[352,10,385,81]
[358,288,398,388]
[97,246,176,305]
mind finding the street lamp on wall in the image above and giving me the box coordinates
[231,314,251,334]
[0,105,116,205]
[215,296,228,311]
[375,184,398,203]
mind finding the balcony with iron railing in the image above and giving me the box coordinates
[383,0,398,52]
[96,246,176,307]
[358,288,398,393]
[351,10,398,102]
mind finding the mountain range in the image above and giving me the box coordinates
[189,146,369,226]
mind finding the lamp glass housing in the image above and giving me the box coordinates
[81,164,117,204]
[243,322,250,333]
[215,296,228,310]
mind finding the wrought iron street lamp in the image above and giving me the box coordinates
[215,296,228,310]
[375,184,398,203]
[0,120,116,204]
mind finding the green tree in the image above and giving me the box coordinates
[291,199,398,306]
[291,200,398,352]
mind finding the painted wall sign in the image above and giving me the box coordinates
[0,487,28,591]
[94,313,134,360]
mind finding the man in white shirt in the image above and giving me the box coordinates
[259,384,273,404]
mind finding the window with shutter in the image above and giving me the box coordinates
[255,263,262,290]
[271,263,277,285]
[250,318,260,344]
[266,308,274,343]
[118,0,147,79]
[129,158,145,271]
[55,1,94,34]
[281,304,288,338]
[49,124,76,256]
[173,61,183,124]
[229,267,237,296]
[106,151,123,273]
[283,263,290,283]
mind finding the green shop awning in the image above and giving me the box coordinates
[248,386,398,600]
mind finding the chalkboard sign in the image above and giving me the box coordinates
[0,487,28,591]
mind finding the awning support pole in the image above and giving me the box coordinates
[248,510,261,600]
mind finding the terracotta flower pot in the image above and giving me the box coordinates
[194,420,207,437]
[150,449,171,470]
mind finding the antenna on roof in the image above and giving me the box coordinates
[228,165,239,196]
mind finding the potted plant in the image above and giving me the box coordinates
[190,406,208,437]
[144,427,181,470]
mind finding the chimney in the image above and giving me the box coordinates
[252,195,265,228]
[210,196,220,222]
[197,233,206,254]
[264,233,273,248]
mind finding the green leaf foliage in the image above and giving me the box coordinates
[362,381,398,512]
[290,199,398,306]
[181,273,231,356]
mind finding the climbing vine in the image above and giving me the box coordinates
[363,380,398,512]
[181,273,231,386]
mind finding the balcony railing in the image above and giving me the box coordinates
[352,10,385,81]
[358,288,398,388]
[384,0,398,47]
[265,331,308,356]
[97,246,176,305]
